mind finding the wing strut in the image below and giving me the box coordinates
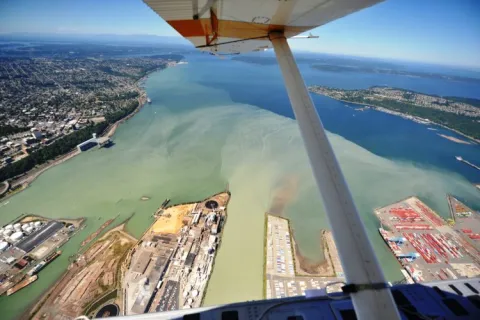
[269,31,401,320]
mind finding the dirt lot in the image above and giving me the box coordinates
[150,203,196,234]
[27,227,136,320]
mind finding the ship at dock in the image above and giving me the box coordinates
[28,250,61,276]
[6,275,37,296]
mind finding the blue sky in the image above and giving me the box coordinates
[1,0,479,67]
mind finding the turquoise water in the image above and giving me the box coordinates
[0,55,479,319]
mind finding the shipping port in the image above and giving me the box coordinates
[375,196,480,284]
[264,214,345,299]
[447,195,480,255]
[123,192,230,315]
[0,215,83,296]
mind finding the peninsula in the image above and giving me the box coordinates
[264,214,344,299]
[309,86,480,141]
[24,191,230,319]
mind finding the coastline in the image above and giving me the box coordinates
[1,63,175,200]
[312,93,480,144]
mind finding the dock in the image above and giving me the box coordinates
[447,195,480,254]
[264,214,344,299]
[0,215,83,296]
[456,156,480,171]
[375,196,480,283]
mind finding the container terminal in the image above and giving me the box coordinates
[447,195,480,253]
[123,192,230,315]
[0,215,83,295]
[375,196,480,284]
[264,214,345,300]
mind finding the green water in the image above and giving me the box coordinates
[1,61,479,319]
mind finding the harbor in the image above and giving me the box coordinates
[0,215,83,296]
[376,196,480,283]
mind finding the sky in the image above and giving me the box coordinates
[0,0,479,67]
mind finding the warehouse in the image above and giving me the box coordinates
[15,221,63,253]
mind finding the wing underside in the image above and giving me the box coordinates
[144,0,382,54]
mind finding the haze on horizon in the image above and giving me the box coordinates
[0,0,479,68]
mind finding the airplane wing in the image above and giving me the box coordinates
[143,0,383,54]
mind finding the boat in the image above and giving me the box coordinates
[6,275,37,296]
[456,156,463,161]
[147,97,152,104]
[28,250,61,276]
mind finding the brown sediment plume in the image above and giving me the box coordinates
[268,175,299,217]
[292,230,336,277]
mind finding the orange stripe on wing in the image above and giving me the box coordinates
[167,19,313,41]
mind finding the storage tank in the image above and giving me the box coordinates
[28,222,34,227]
[0,241,8,251]
[34,221,42,228]
[191,290,199,297]
[22,224,29,231]
[0,229,4,236]
[25,227,34,234]
[10,231,23,241]
[5,224,13,230]
[4,229,13,237]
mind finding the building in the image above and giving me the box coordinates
[31,129,43,140]
[77,133,99,152]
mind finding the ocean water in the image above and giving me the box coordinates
[0,53,479,319]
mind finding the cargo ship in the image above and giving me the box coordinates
[6,275,37,296]
[28,250,61,276]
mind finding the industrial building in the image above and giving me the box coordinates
[0,216,79,296]
[76,133,112,152]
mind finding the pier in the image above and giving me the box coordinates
[456,156,480,171]
[264,214,344,299]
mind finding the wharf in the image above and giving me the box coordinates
[447,195,480,254]
[0,215,82,296]
[456,156,480,171]
[375,196,480,283]
[123,192,230,315]
[264,214,344,299]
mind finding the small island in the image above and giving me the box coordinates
[309,86,480,141]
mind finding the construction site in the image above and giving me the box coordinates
[27,224,136,320]
[376,196,480,284]
[0,215,83,296]
[264,214,344,299]
[124,192,230,315]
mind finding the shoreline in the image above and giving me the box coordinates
[1,63,175,200]
[24,222,136,320]
[313,93,480,144]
